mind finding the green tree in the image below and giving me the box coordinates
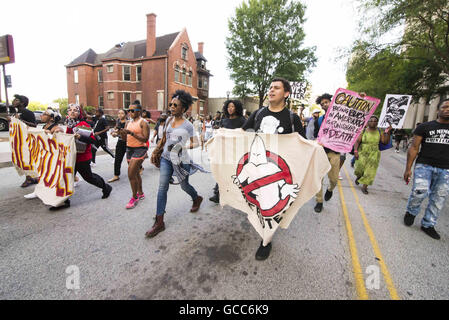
[226,0,316,107]
[53,98,68,117]
[27,101,48,111]
[346,42,444,113]
[354,0,449,95]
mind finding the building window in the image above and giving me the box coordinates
[123,92,131,108]
[98,69,103,82]
[98,96,104,107]
[204,78,208,89]
[198,76,203,89]
[106,64,114,73]
[182,69,186,84]
[181,46,188,60]
[136,65,142,82]
[75,94,79,105]
[107,92,114,100]
[174,67,180,82]
[123,66,131,81]
[74,70,78,83]
[188,71,192,86]
[136,93,142,104]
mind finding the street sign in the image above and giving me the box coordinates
[0,35,15,64]
[5,75,11,88]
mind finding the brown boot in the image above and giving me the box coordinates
[190,196,203,212]
[145,215,165,238]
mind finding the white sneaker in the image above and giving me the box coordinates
[338,174,343,180]
[90,162,97,167]
[24,192,37,199]
[395,150,399,153]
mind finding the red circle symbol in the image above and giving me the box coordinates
[236,151,293,217]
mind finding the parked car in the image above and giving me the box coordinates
[104,114,117,127]
[33,111,44,124]
[0,103,16,131]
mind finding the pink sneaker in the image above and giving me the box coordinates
[126,197,139,209]
[137,192,145,200]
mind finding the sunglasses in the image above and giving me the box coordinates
[128,109,141,113]
[168,103,179,108]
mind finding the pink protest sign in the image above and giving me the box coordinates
[317,88,380,153]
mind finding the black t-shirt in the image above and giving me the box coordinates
[116,119,126,141]
[242,107,306,138]
[220,116,246,129]
[414,120,449,169]
[19,108,36,126]
[93,116,109,139]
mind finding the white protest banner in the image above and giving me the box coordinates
[378,94,412,128]
[9,118,76,207]
[207,129,330,246]
[290,82,307,100]
[317,88,380,153]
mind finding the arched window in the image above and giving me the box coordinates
[188,71,192,86]
[174,66,180,82]
[182,68,186,84]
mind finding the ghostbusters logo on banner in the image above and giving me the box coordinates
[232,135,299,230]
[207,129,331,246]
[9,118,76,207]
[317,88,380,153]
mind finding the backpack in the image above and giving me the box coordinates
[254,106,296,133]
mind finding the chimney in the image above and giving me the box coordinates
[146,13,157,57]
[198,42,204,55]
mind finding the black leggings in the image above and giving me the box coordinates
[92,137,115,163]
[76,160,106,190]
[114,140,127,176]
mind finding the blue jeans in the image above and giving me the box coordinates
[406,163,449,228]
[156,157,198,216]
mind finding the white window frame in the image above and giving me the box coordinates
[98,95,104,107]
[75,94,79,105]
[136,65,142,82]
[106,64,114,73]
[181,45,188,60]
[123,92,131,109]
[97,69,103,82]
[122,65,131,81]
[107,92,114,100]
[74,70,78,83]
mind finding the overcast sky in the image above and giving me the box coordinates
[0,0,359,105]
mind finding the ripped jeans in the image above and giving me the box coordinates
[406,163,449,228]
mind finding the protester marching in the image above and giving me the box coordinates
[6,85,448,274]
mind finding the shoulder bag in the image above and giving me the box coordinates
[150,116,173,168]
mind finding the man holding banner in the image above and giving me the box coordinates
[313,93,341,213]
[207,77,330,261]
[315,90,380,210]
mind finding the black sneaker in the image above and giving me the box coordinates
[102,184,112,199]
[255,241,272,261]
[421,226,440,240]
[324,189,333,201]
[404,212,415,226]
[209,193,219,203]
[314,202,323,213]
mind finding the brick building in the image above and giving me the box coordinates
[65,13,212,118]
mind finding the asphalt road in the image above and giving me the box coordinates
[0,145,448,300]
